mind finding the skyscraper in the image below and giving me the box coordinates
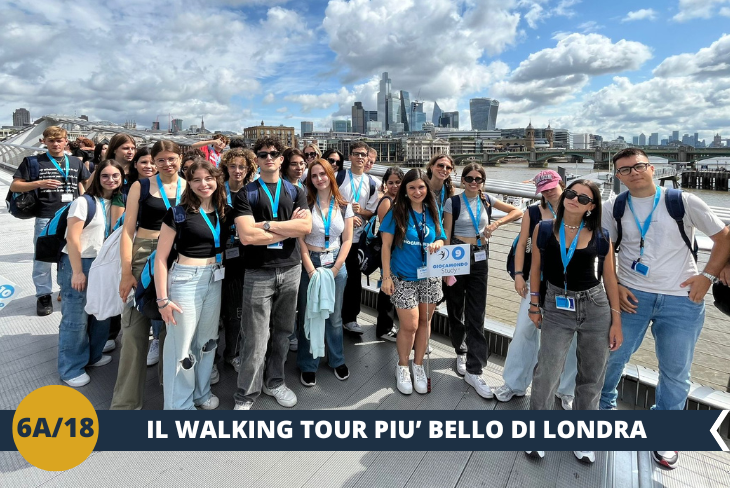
[410,102,426,131]
[649,133,659,145]
[377,72,391,130]
[301,121,314,135]
[694,132,699,147]
[469,98,499,130]
[12,108,30,126]
[399,91,411,131]
[440,111,459,129]
[351,102,366,134]
[432,102,443,126]
[332,120,351,132]
[638,133,646,145]
[672,130,679,142]
[632,136,639,145]
[171,119,183,132]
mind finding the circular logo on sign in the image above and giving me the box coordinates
[0,284,15,299]
[452,247,465,260]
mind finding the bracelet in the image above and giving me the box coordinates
[156,297,169,302]
[382,275,393,281]
[610,308,621,314]
[529,292,540,297]
[529,302,540,308]
[514,271,523,276]
[157,299,170,309]
[528,310,542,315]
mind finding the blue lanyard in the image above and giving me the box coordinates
[200,210,222,263]
[226,182,232,206]
[156,175,181,210]
[438,186,446,223]
[47,152,69,184]
[99,198,111,239]
[409,207,427,266]
[547,201,556,218]
[317,195,335,249]
[462,193,483,247]
[559,220,585,293]
[627,186,661,261]
[259,179,282,218]
[349,170,364,204]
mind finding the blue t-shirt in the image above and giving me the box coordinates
[380,208,446,281]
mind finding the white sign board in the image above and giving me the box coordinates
[427,244,471,278]
[0,275,21,313]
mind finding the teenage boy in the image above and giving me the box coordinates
[600,148,730,469]
[338,142,380,333]
[232,137,311,410]
[192,134,229,166]
[10,126,90,316]
[366,147,382,193]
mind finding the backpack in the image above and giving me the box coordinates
[136,178,153,226]
[506,204,543,280]
[134,206,186,320]
[336,169,377,200]
[358,196,390,276]
[712,282,730,317]
[245,179,299,209]
[35,195,96,263]
[535,220,610,306]
[448,193,493,241]
[6,156,40,219]
[612,188,698,262]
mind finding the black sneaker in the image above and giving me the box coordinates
[300,371,316,387]
[37,295,53,316]
[334,364,350,381]
[378,327,398,342]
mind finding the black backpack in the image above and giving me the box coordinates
[358,196,391,276]
[6,156,40,219]
[506,204,543,280]
[612,188,698,262]
[245,179,299,209]
[35,195,97,263]
[448,193,493,242]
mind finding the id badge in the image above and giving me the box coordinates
[267,241,283,250]
[213,266,226,282]
[61,193,73,203]
[320,252,335,266]
[225,247,240,259]
[631,260,650,277]
[417,266,428,279]
[474,250,487,262]
[555,296,576,312]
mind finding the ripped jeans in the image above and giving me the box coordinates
[163,262,222,410]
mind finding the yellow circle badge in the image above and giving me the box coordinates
[12,385,99,471]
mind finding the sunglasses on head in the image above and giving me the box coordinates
[304,152,317,159]
[463,176,484,184]
[256,151,281,159]
[564,189,593,205]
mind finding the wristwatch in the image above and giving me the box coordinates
[263,221,271,231]
[701,271,720,284]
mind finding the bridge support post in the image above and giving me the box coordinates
[593,148,610,170]
[527,149,547,168]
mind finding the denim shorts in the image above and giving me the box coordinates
[391,276,442,309]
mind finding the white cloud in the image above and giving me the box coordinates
[653,34,730,78]
[276,106,288,113]
[720,6,730,16]
[622,9,657,22]
[673,0,730,22]
[262,93,275,104]
[518,0,582,29]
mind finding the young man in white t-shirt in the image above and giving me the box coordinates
[338,142,380,333]
[599,148,730,469]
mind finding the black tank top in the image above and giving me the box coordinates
[137,195,169,231]
[543,232,601,291]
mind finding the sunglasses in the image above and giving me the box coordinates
[463,176,484,184]
[564,189,594,205]
[304,152,317,159]
[257,151,281,159]
[615,162,649,176]
[327,158,340,166]
[435,163,453,171]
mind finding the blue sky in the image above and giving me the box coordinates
[1,0,729,143]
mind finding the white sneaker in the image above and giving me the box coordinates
[412,363,428,394]
[196,394,219,410]
[525,451,545,459]
[263,383,298,407]
[557,393,574,410]
[395,364,413,395]
[102,339,116,353]
[234,400,253,410]
[64,372,90,388]
[289,337,298,352]
[494,384,525,402]
[574,451,595,464]
[210,364,220,385]
[227,356,241,373]
[343,321,364,334]
[88,355,112,367]
[465,372,493,399]
[146,339,160,366]
[455,354,467,376]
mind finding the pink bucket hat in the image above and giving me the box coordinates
[533,170,562,195]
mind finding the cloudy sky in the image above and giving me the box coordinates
[2,0,729,143]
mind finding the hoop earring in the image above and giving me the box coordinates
[586,210,592,217]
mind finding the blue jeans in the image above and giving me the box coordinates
[502,283,578,396]
[33,217,53,297]
[600,287,704,411]
[163,262,221,410]
[297,249,347,372]
[57,254,111,381]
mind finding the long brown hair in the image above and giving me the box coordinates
[85,160,125,199]
[305,159,348,209]
[426,154,455,198]
[107,133,136,162]
[180,158,227,218]
[150,139,181,159]
[390,168,441,248]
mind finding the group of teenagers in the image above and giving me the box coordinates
[12,127,730,471]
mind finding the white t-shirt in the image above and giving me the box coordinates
[63,196,111,259]
[366,173,382,191]
[305,202,355,251]
[601,188,725,296]
[337,170,379,243]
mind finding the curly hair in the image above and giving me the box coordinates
[220,148,257,185]
[253,136,284,154]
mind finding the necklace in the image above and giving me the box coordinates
[564,224,580,230]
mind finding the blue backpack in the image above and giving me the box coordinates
[6,156,40,219]
[612,188,698,262]
[245,179,299,210]
[506,204,543,280]
[35,195,96,263]
[134,206,186,320]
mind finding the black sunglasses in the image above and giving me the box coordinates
[256,151,281,159]
[463,176,484,184]
[304,152,318,158]
[564,188,593,205]
[327,158,340,166]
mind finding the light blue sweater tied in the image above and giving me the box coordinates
[304,267,336,358]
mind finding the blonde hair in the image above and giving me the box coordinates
[43,126,67,139]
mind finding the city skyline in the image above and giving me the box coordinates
[1,1,729,142]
